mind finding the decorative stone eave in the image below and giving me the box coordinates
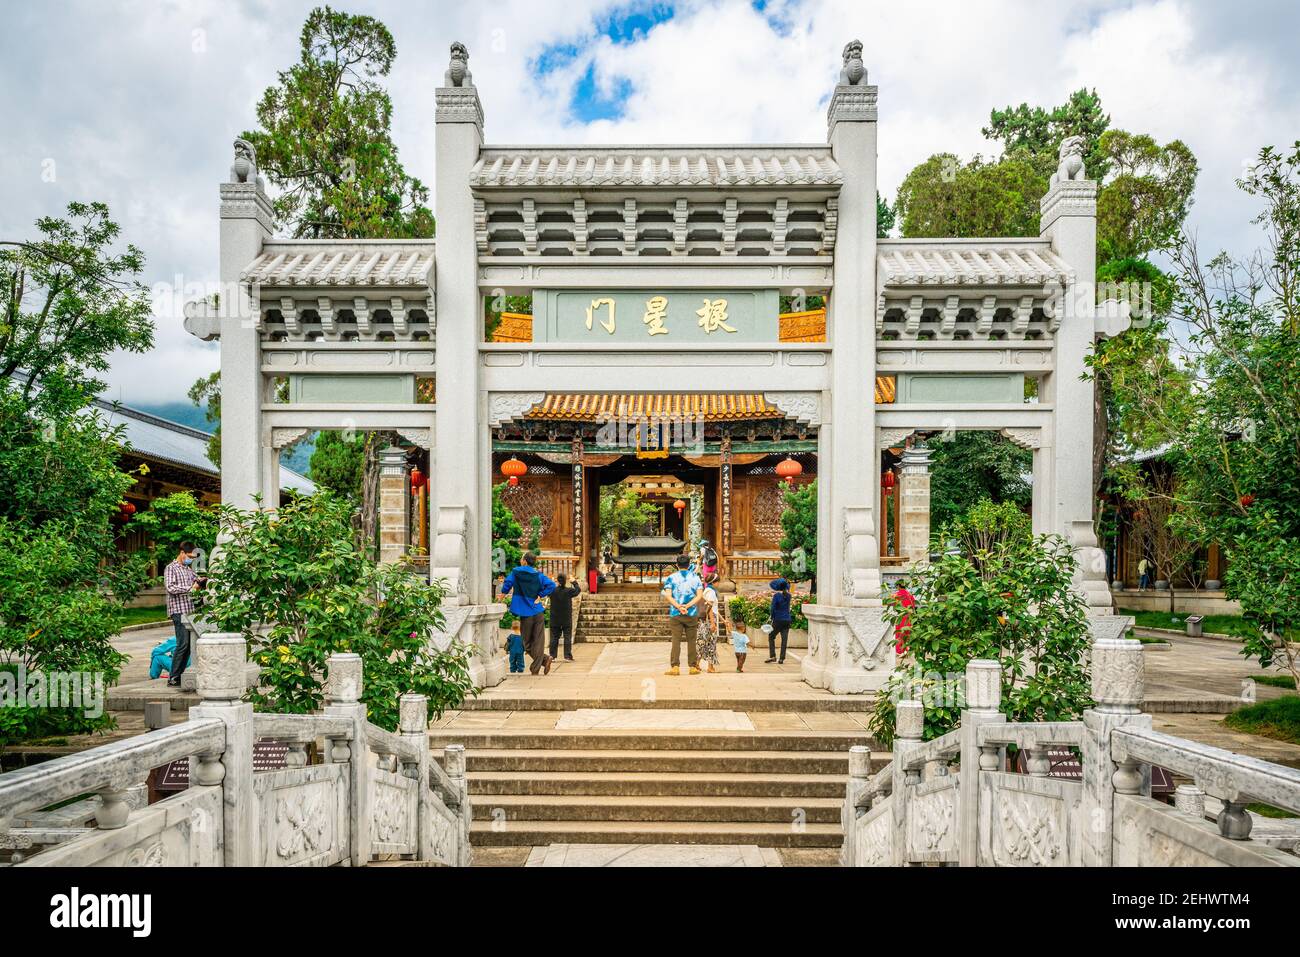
[878,240,1073,289]
[240,240,435,290]
[469,145,843,191]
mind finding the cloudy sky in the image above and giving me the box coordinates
[2,0,1297,408]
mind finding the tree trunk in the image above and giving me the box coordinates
[355,430,394,559]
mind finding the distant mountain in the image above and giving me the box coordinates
[130,401,212,433]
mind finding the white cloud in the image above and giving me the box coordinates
[2,0,1295,406]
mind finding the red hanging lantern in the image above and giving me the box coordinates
[775,456,803,483]
[881,470,896,495]
[410,467,426,493]
[1240,494,1255,508]
[117,501,137,522]
[673,499,686,516]
[501,456,527,487]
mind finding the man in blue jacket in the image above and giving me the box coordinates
[500,552,558,675]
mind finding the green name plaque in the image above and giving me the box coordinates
[289,373,415,404]
[895,373,1025,404]
[534,289,779,343]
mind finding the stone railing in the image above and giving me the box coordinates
[843,637,1300,867]
[0,636,470,868]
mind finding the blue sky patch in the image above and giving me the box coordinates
[531,4,675,124]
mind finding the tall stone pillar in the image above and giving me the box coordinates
[378,446,410,565]
[1039,148,1097,541]
[898,443,932,566]
[1040,146,1111,613]
[822,41,880,607]
[433,43,487,603]
[801,42,894,694]
[218,139,273,510]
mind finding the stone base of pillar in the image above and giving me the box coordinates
[801,603,896,694]
[430,603,508,688]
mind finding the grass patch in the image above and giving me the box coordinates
[1253,673,1298,690]
[1247,803,1298,819]
[113,605,169,629]
[1120,608,1254,639]
[1224,696,1300,745]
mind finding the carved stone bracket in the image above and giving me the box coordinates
[1000,427,1041,450]
[488,392,545,428]
[877,428,915,450]
[396,428,431,449]
[270,427,311,449]
[763,391,822,427]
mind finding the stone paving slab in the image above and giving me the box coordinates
[524,843,782,867]
[555,708,755,731]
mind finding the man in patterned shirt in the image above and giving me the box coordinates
[163,542,201,686]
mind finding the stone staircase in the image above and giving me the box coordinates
[576,591,674,642]
[429,726,886,848]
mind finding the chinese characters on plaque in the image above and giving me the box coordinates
[584,295,737,337]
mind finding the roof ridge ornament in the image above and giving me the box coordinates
[437,41,484,127]
[827,39,878,134]
[445,41,473,87]
[839,39,868,86]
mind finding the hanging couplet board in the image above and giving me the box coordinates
[535,290,780,344]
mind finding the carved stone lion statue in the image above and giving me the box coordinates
[839,39,867,85]
[1052,134,1087,185]
[229,137,263,188]
[445,41,472,87]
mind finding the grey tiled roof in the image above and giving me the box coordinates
[240,240,435,289]
[878,240,1073,287]
[95,398,315,494]
[470,145,843,189]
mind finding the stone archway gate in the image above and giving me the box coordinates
[185,40,1131,692]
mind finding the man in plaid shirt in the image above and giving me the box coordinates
[163,542,201,686]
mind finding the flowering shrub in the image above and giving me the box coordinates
[204,492,474,731]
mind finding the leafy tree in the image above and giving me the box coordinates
[597,485,656,551]
[1116,143,1300,688]
[309,429,367,501]
[1,201,153,400]
[775,480,817,588]
[126,491,219,577]
[491,481,524,578]
[927,433,1031,531]
[983,88,1112,180]
[941,498,1031,565]
[0,201,153,742]
[894,152,1046,239]
[526,515,543,553]
[876,192,896,238]
[243,5,433,239]
[188,371,221,467]
[204,492,473,728]
[870,532,1091,746]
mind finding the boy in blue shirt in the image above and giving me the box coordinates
[505,619,526,674]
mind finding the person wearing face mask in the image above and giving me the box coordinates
[163,542,201,687]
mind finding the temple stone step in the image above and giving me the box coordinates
[430,731,879,751]
[458,747,850,774]
[471,794,843,824]
[463,770,850,799]
[468,818,843,848]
